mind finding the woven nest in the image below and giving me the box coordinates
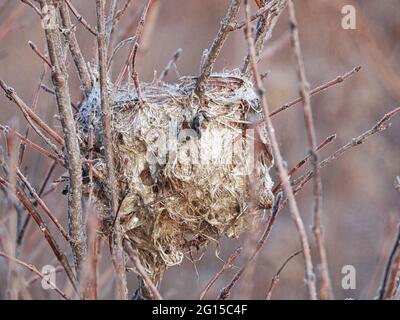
[77,71,275,283]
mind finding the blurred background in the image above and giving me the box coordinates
[0,0,399,299]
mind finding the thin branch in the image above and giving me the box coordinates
[17,159,57,246]
[287,106,400,206]
[378,223,400,299]
[115,0,152,93]
[199,247,242,300]
[96,0,128,300]
[65,0,97,36]
[0,177,79,294]
[16,168,70,242]
[218,192,283,300]
[59,0,92,94]
[20,0,42,18]
[159,48,182,81]
[123,240,163,300]
[288,0,333,300]
[0,79,64,145]
[266,250,302,300]
[194,0,241,98]
[241,0,288,75]
[38,0,86,277]
[269,66,362,118]
[40,84,79,111]
[0,125,64,166]
[0,251,69,300]
[242,0,317,300]
[28,41,52,68]
[273,134,336,194]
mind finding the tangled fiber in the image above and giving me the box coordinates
[77,71,275,282]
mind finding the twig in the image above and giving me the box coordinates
[159,48,182,81]
[378,223,400,299]
[288,106,400,205]
[242,0,317,300]
[266,250,302,299]
[199,247,242,300]
[273,134,336,194]
[28,41,52,68]
[0,79,64,145]
[0,125,64,166]
[114,0,151,85]
[269,66,361,118]
[288,0,333,300]
[112,0,133,26]
[17,159,57,246]
[107,36,135,70]
[123,240,163,300]
[194,0,241,98]
[20,0,42,18]
[241,0,288,75]
[218,192,282,299]
[65,0,97,36]
[0,177,79,295]
[234,1,274,30]
[39,0,86,277]
[96,0,128,300]
[16,168,70,242]
[59,0,92,95]
[39,84,79,111]
[0,251,69,300]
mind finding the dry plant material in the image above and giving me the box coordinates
[77,72,275,284]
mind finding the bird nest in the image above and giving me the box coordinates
[77,71,275,283]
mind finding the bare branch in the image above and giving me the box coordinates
[199,247,242,300]
[242,0,317,299]
[38,0,86,277]
[266,250,302,300]
[273,134,336,194]
[65,0,97,36]
[269,66,361,118]
[123,240,163,300]
[288,0,333,300]
[241,0,288,75]
[59,0,92,94]
[159,48,182,81]
[96,0,128,300]
[0,177,79,295]
[28,41,52,68]
[0,251,70,300]
[218,192,283,300]
[194,0,241,98]
[378,223,400,299]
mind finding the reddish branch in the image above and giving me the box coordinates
[38,0,86,278]
[123,240,163,300]
[288,0,333,300]
[218,192,282,299]
[194,0,241,98]
[96,0,128,300]
[65,0,97,36]
[199,247,242,300]
[0,252,69,300]
[0,177,79,294]
[269,66,361,118]
[273,134,336,194]
[59,0,92,95]
[266,250,302,299]
[243,0,317,300]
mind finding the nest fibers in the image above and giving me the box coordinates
[77,71,275,282]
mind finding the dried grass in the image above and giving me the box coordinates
[77,71,274,282]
